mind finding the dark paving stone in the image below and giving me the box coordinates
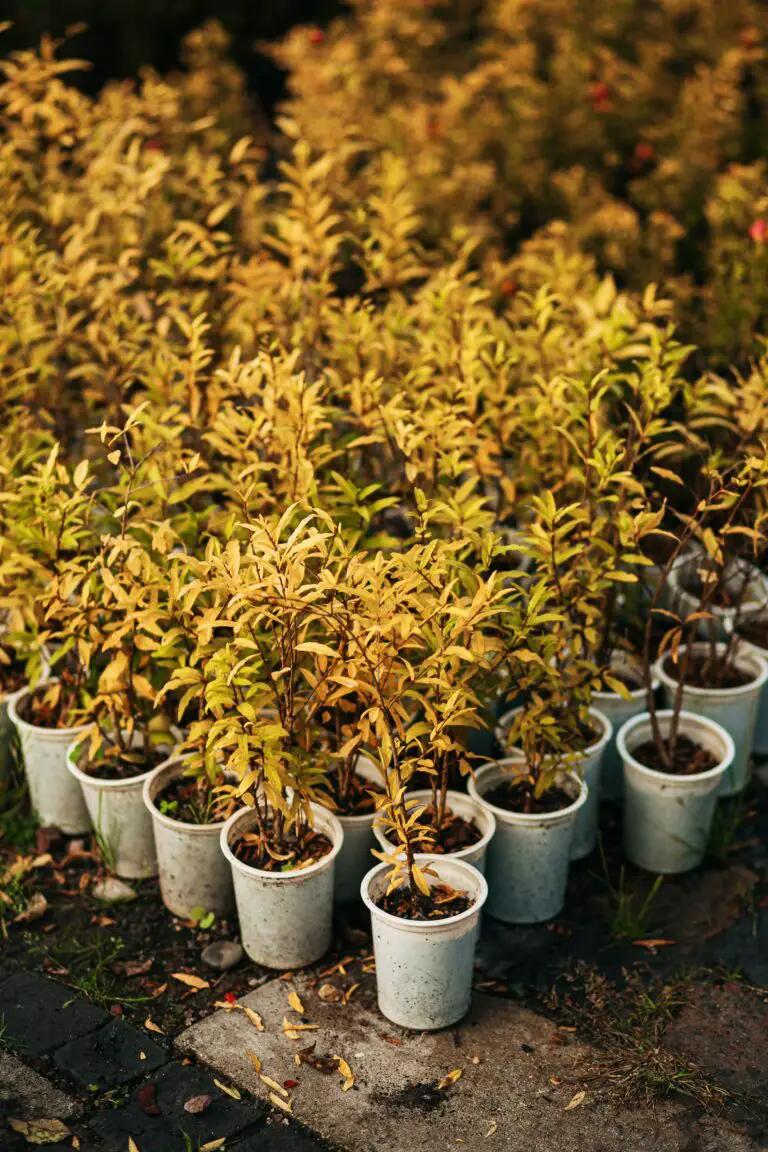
[0,973,107,1058]
[663,982,768,1103]
[89,1061,263,1152]
[706,907,768,986]
[53,1018,168,1090]
[231,1119,336,1150]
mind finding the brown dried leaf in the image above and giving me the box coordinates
[183,1094,213,1115]
[633,939,676,951]
[171,972,210,991]
[144,1017,164,1034]
[318,983,341,1003]
[138,1083,160,1115]
[565,1090,586,1111]
[485,1121,498,1138]
[437,1068,463,1090]
[8,1118,71,1144]
[213,1078,241,1100]
[288,989,305,1014]
[14,893,48,923]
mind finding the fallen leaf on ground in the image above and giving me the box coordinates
[201,1141,226,1151]
[565,1091,586,1111]
[288,989,305,1014]
[144,1017,164,1034]
[470,1056,481,1065]
[171,972,210,991]
[242,1006,264,1031]
[260,1074,287,1097]
[343,983,360,1003]
[184,1094,212,1115]
[245,1047,261,1074]
[30,854,52,869]
[333,1055,354,1091]
[8,1118,71,1144]
[14,893,47,923]
[138,1083,160,1115]
[270,1092,293,1113]
[485,1121,498,1138]
[633,939,676,951]
[214,1079,241,1100]
[437,1069,462,1090]
[318,983,341,1003]
[128,1140,140,1152]
[117,958,153,976]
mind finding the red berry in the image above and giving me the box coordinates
[309,28,325,45]
[750,218,767,244]
[634,142,654,163]
[500,279,518,297]
[224,991,238,1004]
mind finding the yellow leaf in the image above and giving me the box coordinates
[8,1118,71,1143]
[245,1047,262,1074]
[411,865,431,897]
[201,1141,227,1151]
[144,1017,164,1034]
[107,450,121,465]
[565,1090,586,1111]
[242,1006,265,1031]
[213,1078,241,1100]
[437,1068,463,1090]
[260,1074,287,1097]
[334,1055,355,1091]
[270,1092,293,1114]
[288,989,305,1014]
[128,1140,141,1152]
[171,973,210,991]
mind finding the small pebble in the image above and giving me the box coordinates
[92,877,137,903]
[201,940,244,971]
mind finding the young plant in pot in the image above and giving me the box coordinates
[614,468,764,870]
[4,447,102,834]
[202,511,345,969]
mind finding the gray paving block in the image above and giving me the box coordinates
[175,972,765,1152]
[0,1051,79,1120]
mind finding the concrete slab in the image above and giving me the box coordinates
[176,972,762,1152]
[0,1051,79,1119]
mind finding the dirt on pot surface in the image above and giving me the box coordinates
[233,826,333,872]
[632,736,719,775]
[662,653,755,690]
[381,806,483,853]
[483,779,575,814]
[374,881,474,921]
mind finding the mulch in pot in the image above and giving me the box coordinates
[374,882,474,921]
[233,827,333,872]
[632,736,718,776]
[662,654,754,690]
[86,745,170,782]
[483,779,575,815]
[384,807,482,854]
[154,775,230,824]
[327,769,384,817]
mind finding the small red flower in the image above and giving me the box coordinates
[224,991,238,1004]
[309,28,325,45]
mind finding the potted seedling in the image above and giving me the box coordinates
[206,512,345,968]
[614,465,766,871]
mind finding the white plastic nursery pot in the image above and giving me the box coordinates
[373,788,496,874]
[496,704,609,863]
[467,762,587,924]
[220,803,344,969]
[143,758,235,920]
[617,710,734,874]
[738,626,768,757]
[668,556,768,641]
[654,642,768,798]
[8,683,91,834]
[67,732,179,880]
[361,854,487,1030]
[330,754,385,903]
[594,655,658,801]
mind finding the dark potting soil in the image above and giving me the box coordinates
[484,780,574,815]
[662,653,754,690]
[87,744,169,781]
[0,656,27,696]
[20,680,80,730]
[386,808,482,854]
[374,882,474,921]
[632,735,718,776]
[233,827,333,872]
[328,769,384,816]
[154,774,227,825]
